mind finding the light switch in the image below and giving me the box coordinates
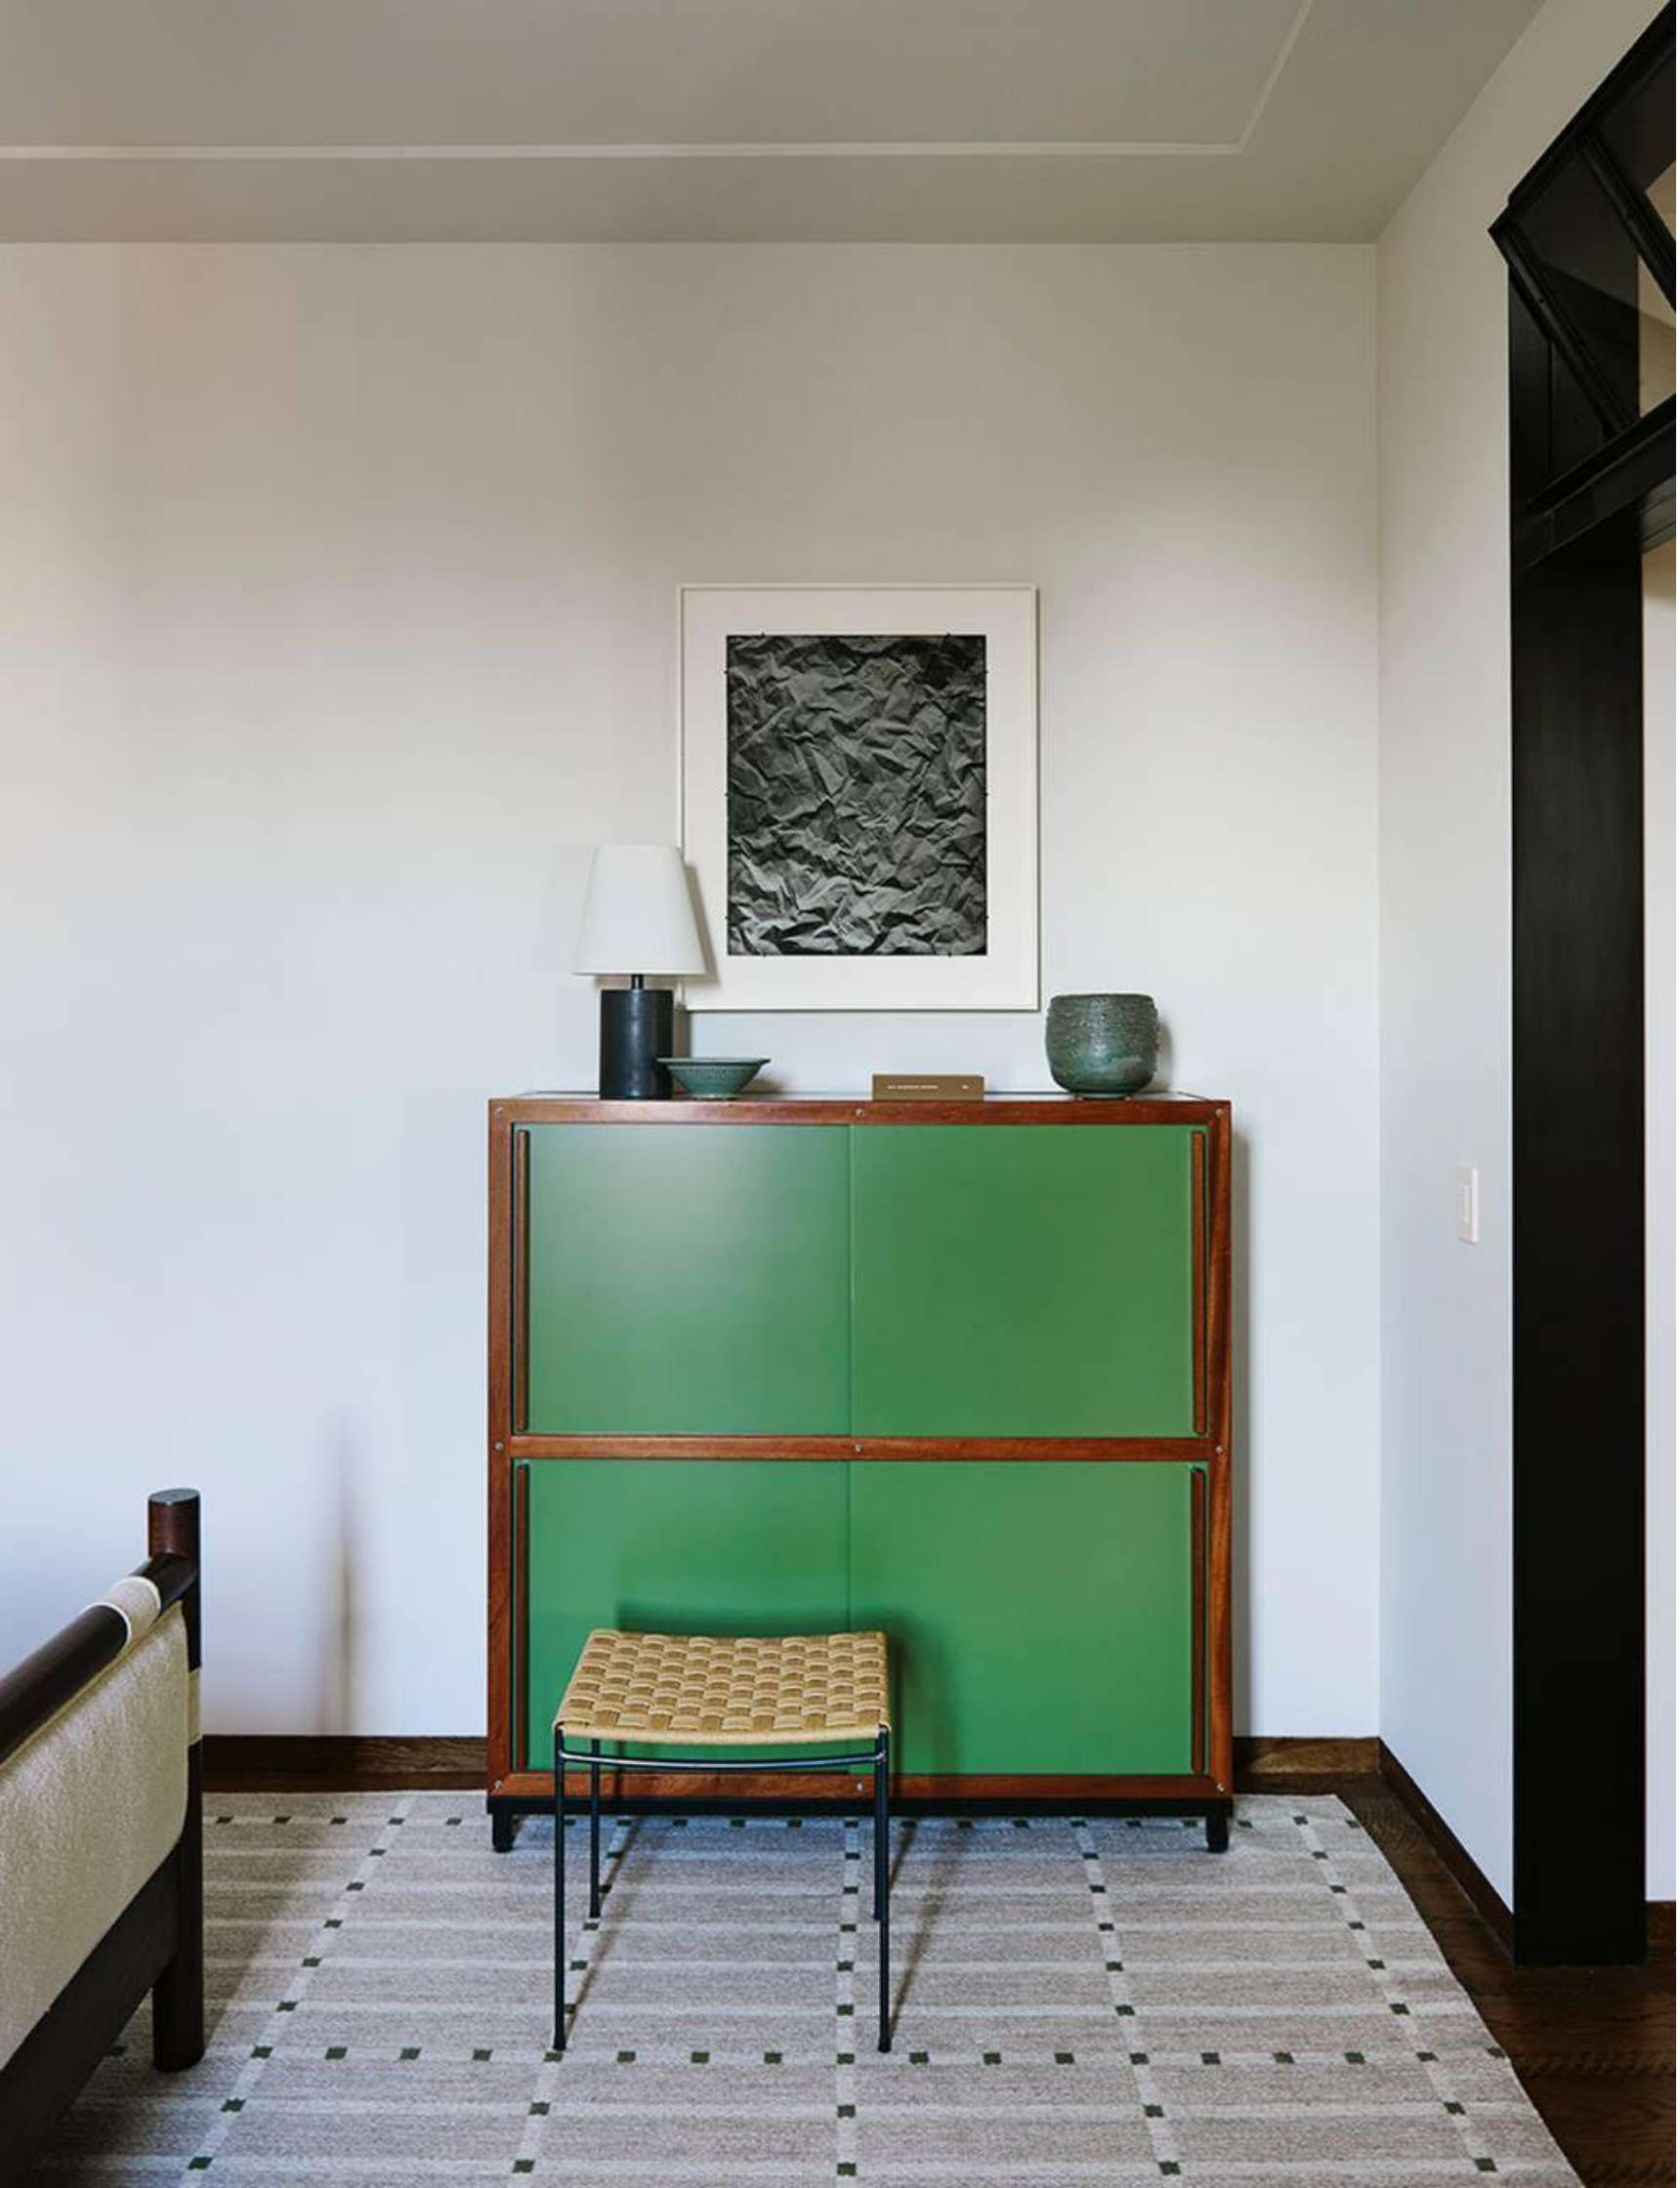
[1455,1163,1480,1244]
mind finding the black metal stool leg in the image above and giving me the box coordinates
[874,1726,891,2052]
[589,1740,603,1918]
[553,1725,567,2053]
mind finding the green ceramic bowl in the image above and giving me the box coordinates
[658,1057,769,1100]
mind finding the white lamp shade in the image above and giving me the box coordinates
[573,843,708,977]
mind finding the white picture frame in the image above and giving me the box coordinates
[679,583,1038,1012]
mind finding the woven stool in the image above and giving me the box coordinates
[553,1628,892,2053]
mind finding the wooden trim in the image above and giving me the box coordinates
[207,1735,487,1791]
[1498,6,1668,1966]
[1509,353,1649,1965]
[0,1851,180,2174]
[1380,1740,1515,1952]
[145,1488,203,2072]
[222,1733,1616,1819]
[1499,2,1675,222]
[0,1604,129,1769]
[1580,125,1675,310]
[147,1489,201,1670]
[1205,1103,1234,1792]
[508,1435,1216,1462]
[1235,1735,1381,1788]
[152,1748,204,2071]
[1491,215,1634,438]
[209,1735,1223,1808]
[494,1093,1230,1129]
[211,1733,1416,1799]
[1516,396,1678,568]
[498,1765,1230,1804]
[1190,1468,1206,1777]
[144,1488,203,2065]
[512,1460,530,1775]
[1191,1129,1207,1436]
[485,1106,516,1796]
[512,1126,530,1436]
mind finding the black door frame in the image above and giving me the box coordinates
[1491,2,1674,1963]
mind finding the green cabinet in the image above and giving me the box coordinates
[523,1459,849,1764]
[493,1097,1231,1805]
[852,1125,1197,1437]
[849,1462,1196,1775]
[525,1124,851,1435]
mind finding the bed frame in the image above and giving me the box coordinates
[0,1488,203,2172]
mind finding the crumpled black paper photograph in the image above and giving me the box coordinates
[726,632,987,957]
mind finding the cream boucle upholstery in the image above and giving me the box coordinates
[0,1603,189,2072]
[96,1573,163,1644]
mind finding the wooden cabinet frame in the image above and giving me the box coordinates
[486,1094,1233,1818]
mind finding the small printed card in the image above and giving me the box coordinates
[870,1074,986,1101]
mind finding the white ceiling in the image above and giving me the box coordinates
[0,0,1548,241]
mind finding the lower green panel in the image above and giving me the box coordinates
[849,1462,1194,1776]
[523,1459,849,1766]
[523,1457,1195,1778]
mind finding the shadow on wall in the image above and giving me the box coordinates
[315,1425,363,1734]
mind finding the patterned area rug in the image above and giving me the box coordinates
[29,1793,1577,2185]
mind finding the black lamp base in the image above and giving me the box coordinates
[599,987,674,1100]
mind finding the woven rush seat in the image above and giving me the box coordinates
[556,1627,890,1746]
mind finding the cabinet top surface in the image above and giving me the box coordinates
[492,1092,1229,1125]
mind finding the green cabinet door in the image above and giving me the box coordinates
[851,1124,1197,1437]
[525,1124,851,1435]
[849,1461,1195,1775]
[522,1458,849,1764]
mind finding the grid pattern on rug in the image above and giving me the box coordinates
[26,1793,1579,2185]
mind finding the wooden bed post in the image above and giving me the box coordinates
[148,1488,203,2072]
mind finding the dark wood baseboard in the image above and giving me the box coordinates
[1379,1739,1516,1951]
[205,1731,1390,1801]
[1235,1734,1380,1788]
[209,1732,1374,1796]
[204,1735,485,1791]
[1376,1743,1671,1961]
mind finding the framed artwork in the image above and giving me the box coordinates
[679,584,1038,1011]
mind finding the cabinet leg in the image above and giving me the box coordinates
[491,1806,518,1854]
[1205,1810,1230,1854]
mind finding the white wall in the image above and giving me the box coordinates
[1377,0,1671,1906]
[0,244,1379,1740]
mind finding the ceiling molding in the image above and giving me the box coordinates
[0,0,1315,165]
[0,0,1552,243]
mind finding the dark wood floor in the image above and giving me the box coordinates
[1335,1777,1675,2188]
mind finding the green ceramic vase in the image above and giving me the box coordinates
[1044,992,1158,1096]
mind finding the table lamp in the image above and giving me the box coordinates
[573,843,708,1099]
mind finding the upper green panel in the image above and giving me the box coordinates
[525,1124,851,1435]
[851,1124,1197,1437]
